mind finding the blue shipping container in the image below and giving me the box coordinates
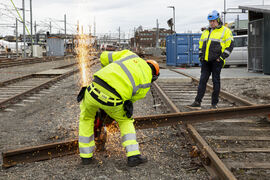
[165,35,175,66]
[166,33,201,66]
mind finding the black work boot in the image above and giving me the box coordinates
[127,155,147,167]
[81,157,93,165]
[211,104,218,109]
[188,101,201,109]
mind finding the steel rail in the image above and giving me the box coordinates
[170,69,255,106]
[0,56,72,69]
[0,60,97,109]
[1,68,267,171]
[151,81,237,180]
[2,140,78,168]
[2,103,270,168]
[134,104,270,129]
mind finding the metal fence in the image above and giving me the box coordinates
[248,19,264,72]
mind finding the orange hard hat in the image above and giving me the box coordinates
[146,60,160,76]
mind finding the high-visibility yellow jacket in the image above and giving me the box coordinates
[199,25,234,64]
[100,50,131,67]
[95,50,152,102]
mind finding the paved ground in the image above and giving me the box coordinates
[173,67,270,79]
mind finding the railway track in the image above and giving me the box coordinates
[2,67,270,180]
[151,69,270,179]
[0,56,72,69]
[0,58,97,111]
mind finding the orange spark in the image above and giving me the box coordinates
[76,28,94,87]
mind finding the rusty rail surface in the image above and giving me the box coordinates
[2,140,78,168]
[151,81,237,180]
[134,104,270,129]
[2,103,270,169]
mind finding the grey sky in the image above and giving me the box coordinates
[0,0,269,37]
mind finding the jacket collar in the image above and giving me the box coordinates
[208,25,222,31]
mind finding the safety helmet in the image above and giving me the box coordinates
[207,10,220,21]
[146,60,159,76]
[146,60,160,82]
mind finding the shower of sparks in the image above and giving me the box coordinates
[75,27,95,87]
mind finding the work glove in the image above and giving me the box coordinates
[124,100,133,118]
[77,86,87,103]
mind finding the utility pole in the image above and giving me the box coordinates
[94,17,96,36]
[64,14,66,55]
[89,25,91,34]
[237,15,239,30]
[50,21,52,34]
[22,0,26,58]
[118,26,121,49]
[224,0,226,24]
[34,21,37,44]
[16,18,18,57]
[134,27,136,48]
[30,0,33,57]
[173,7,175,32]
[156,19,159,48]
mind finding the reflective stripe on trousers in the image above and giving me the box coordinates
[122,133,140,156]
[125,144,139,152]
[79,135,95,157]
[122,133,137,143]
[79,135,94,144]
[80,146,95,154]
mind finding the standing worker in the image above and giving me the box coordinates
[189,10,234,109]
[77,50,160,167]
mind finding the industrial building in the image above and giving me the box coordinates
[131,28,172,48]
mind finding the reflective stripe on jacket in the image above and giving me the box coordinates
[199,25,234,64]
[100,50,132,67]
[95,50,152,102]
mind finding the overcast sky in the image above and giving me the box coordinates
[0,0,269,37]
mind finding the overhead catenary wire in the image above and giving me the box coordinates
[9,0,31,36]
[0,2,76,36]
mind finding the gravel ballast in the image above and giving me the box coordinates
[0,63,209,180]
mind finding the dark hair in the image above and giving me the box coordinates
[148,63,156,75]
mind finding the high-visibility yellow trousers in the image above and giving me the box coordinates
[79,82,140,158]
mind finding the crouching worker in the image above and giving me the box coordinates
[77,50,160,167]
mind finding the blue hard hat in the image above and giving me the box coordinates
[207,10,220,20]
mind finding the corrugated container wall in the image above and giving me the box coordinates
[47,38,65,57]
[166,33,201,66]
